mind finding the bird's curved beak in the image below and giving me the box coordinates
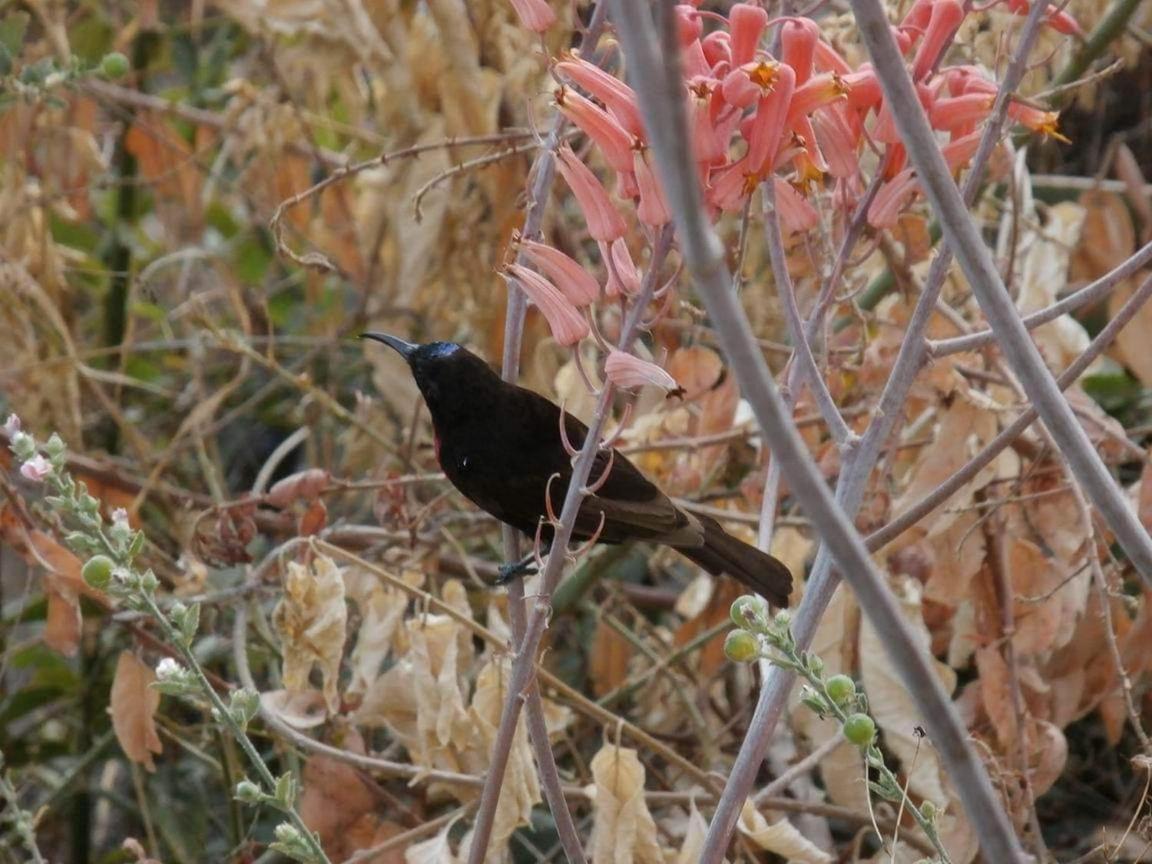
[360,332,418,360]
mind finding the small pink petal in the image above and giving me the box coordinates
[681,38,711,79]
[555,144,627,242]
[600,238,641,297]
[604,350,680,392]
[507,0,556,32]
[505,265,589,346]
[3,414,20,436]
[20,454,52,483]
[633,148,670,227]
[519,239,600,306]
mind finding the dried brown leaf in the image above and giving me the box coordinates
[110,651,162,772]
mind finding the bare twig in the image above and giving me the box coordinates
[930,240,1152,356]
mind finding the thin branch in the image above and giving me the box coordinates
[762,182,856,448]
[930,239,1152,356]
[606,3,1025,863]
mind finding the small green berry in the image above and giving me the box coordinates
[724,629,760,663]
[843,712,876,747]
[99,52,130,78]
[825,674,857,705]
[81,554,115,589]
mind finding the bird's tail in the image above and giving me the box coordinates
[677,516,792,606]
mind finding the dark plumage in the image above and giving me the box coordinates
[363,333,792,606]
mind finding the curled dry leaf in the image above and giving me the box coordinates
[738,800,833,863]
[110,651,163,772]
[586,743,663,864]
[343,565,417,696]
[266,467,331,508]
[272,554,348,713]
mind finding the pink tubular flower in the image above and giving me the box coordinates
[20,454,52,483]
[911,0,964,81]
[555,145,627,242]
[555,87,635,172]
[688,81,727,164]
[868,130,982,226]
[787,72,850,121]
[518,238,600,306]
[633,148,670,227]
[555,56,646,139]
[507,0,555,32]
[505,265,589,346]
[605,350,680,392]
[729,3,769,66]
[773,177,820,234]
[746,63,795,173]
[674,4,702,44]
[929,92,993,133]
[707,155,758,212]
[1008,101,1068,141]
[810,109,859,178]
[779,17,820,83]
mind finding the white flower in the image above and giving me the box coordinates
[156,657,184,680]
[111,508,130,528]
[3,414,20,436]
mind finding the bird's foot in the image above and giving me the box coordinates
[496,556,538,585]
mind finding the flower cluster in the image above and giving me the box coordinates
[501,0,1074,359]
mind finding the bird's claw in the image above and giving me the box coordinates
[496,558,538,585]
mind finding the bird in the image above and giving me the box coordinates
[362,332,792,606]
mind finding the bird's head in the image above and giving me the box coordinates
[361,332,498,424]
